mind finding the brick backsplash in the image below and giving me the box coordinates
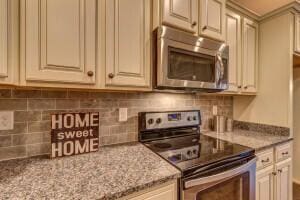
[0,89,233,161]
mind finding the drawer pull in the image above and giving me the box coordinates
[261,158,270,163]
[282,152,289,156]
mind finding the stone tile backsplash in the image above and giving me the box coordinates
[0,89,233,161]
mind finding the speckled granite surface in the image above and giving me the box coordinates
[203,130,292,152]
[0,142,180,200]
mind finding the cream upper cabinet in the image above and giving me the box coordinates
[160,0,198,33]
[21,0,97,85]
[256,166,274,200]
[242,17,258,93]
[225,9,241,93]
[199,0,226,41]
[0,0,18,85]
[105,0,151,88]
[295,14,300,54]
[275,158,292,200]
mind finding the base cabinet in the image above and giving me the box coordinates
[256,142,292,200]
[123,181,177,200]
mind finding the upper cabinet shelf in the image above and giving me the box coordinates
[154,0,226,41]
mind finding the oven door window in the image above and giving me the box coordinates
[168,47,215,83]
[196,172,250,200]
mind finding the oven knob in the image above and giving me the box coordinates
[156,118,162,124]
[193,149,197,154]
[148,118,154,124]
[187,150,192,156]
[187,116,192,121]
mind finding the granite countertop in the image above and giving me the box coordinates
[0,142,180,200]
[203,129,292,152]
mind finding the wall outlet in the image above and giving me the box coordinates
[119,108,128,122]
[212,105,218,116]
[0,111,14,130]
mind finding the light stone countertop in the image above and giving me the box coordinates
[0,142,180,200]
[202,129,292,152]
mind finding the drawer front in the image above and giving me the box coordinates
[275,142,291,162]
[256,148,274,170]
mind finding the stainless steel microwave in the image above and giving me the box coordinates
[153,26,229,92]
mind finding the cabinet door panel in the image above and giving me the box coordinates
[200,0,225,41]
[23,0,96,84]
[106,0,150,87]
[256,166,274,200]
[162,0,198,33]
[0,0,18,84]
[225,10,241,92]
[295,14,300,54]
[276,158,292,200]
[242,18,258,93]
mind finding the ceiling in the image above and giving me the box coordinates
[232,0,295,16]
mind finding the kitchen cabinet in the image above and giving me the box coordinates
[199,0,226,41]
[242,17,259,93]
[0,0,18,85]
[224,10,258,95]
[275,158,292,200]
[105,0,151,88]
[122,181,177,200]
[21,0,97,86]
[295,14,300,54]
[160,0,198,33]
[255,142,292,200]
[225,9,241,93]
[256,166,274,200]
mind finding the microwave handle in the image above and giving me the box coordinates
[184,157,257,189]
[216,54,224,84]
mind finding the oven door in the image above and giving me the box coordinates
[182,157,256,200]
[156,38,228,91]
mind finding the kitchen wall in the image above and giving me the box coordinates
[0,88,233,161]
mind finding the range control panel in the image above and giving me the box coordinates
[139,110,201,131]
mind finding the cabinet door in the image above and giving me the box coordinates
[275,158,292,200]
[22,0,96,84]
[225,10,241,93]
[0,0,18,84]
[161,0,198,33]
[295,14,300,54]
[256,166,274,200]
[105,0,151,88]
[242,18,258,93]
[199,0,226,41]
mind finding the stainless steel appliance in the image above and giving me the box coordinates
[153,26,229,92]
[138,110,256,200]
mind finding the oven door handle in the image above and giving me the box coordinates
[215,54,224,84]
[184,157,257,189]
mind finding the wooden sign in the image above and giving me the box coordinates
[51,112,99,158]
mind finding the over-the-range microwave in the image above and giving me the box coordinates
[153,26,229,92]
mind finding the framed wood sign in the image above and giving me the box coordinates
[51,112,99,158]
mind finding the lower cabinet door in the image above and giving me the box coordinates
[275,158,292,200]
[128,182,177,200]
[256,165,274,200]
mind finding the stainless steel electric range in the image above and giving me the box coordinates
[138,110,256,200]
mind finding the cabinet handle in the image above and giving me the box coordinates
[272,172,277,176]
[261,158,270,163]
[87,71,94,77]
[238,85,242,89]
[244,86,248,89]
[108,73,115,79]
[282,152,289,156]
[191,21,197,27]
[278,169,283,173]
[202,25,207,31]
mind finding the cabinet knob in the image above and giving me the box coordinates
[278,169,283,173]
[191,21,197,27]
[244,86,248,89]
[238,85,242,89]
[202,25,207,31]
[272,172,277,176]
[87,71,94,77]
[108,73,115,79]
